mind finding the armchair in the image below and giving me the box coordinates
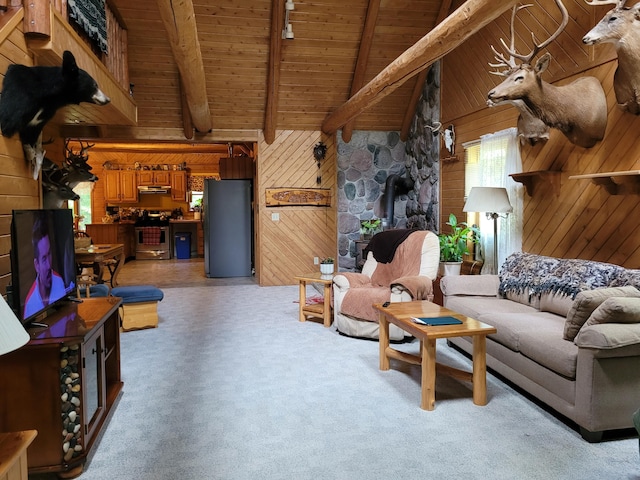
[333,229,439,340]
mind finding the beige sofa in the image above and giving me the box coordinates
[441,252,640,442]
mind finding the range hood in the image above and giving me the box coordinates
[138,185,171,194]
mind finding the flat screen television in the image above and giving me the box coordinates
[10,209,77,326]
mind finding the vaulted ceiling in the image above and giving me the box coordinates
[100,0,517,145]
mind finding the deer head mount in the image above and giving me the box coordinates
[583,0,640,115]
[487,0,608,148]
[42,141,98,209]
[487,5,550,145]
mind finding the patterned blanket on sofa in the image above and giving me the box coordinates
[498,252,640,301]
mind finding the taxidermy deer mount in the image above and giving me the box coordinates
[487,0,608,148]
[583,0,640,115]
[42,140,98,209]
[487,5,550,146]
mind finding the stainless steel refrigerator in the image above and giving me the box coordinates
[203,179,252,277]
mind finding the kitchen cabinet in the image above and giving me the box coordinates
[171,171,187,201]
[104,170,138,203]
[137,170,171,186]
[0,297,123,478]
[86,223,135,259]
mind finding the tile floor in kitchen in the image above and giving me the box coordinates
[114,257,256,289]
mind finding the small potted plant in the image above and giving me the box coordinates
[438,213,480,276]
[320,257,334,275]
[360,218,382,240]
[193,198,202,220]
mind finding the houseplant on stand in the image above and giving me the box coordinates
[320,257,334,275]
[438,213,480,276]
[360,218,382,240]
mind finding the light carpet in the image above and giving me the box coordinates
[33,285,639,479]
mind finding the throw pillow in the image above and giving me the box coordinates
[564,286,640,341]
[539,292,573,317]
[583,297,640,327]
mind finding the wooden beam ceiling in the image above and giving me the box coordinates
[341,0,381,143]
[264,0,284,145]
[322,0,519,134]
[155,0,212,134]
[400,0,453,141]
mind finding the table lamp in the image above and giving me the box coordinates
[0,295,29,356]
[463,187,513,274]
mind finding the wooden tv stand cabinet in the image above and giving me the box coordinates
[0,297,123,478]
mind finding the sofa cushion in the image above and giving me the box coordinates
[563,286,640,341]
[583,297,640,327]
[518,329,578,379]
[539,292,573,317]
[478,311,564,353]
[445,297,536,321]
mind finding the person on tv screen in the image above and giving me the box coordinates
[23,213,67,319]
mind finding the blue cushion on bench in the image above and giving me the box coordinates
[111,285,164,304]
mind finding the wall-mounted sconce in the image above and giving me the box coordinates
[282,0,295,39]
[314,141,327,184]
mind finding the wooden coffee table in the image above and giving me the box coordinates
[373,300,497,411]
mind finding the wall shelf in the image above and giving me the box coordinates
[568,170,640,195]
[509,170,561,196]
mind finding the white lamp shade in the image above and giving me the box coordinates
[463,187,513,214]
[0,295,29,356]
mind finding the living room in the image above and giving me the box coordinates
[0,0,639,479]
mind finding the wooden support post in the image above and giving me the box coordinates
[23,0,51,38]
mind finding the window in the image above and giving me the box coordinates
[72,182,94,231]
[463,128,523,273]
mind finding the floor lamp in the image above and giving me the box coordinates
[463,187,513,274]
[0,295,29,356]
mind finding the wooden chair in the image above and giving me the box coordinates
[76,267,110,298]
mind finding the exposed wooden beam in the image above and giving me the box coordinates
[180,78,194,140]
[341,0,381,143]
[156,0,212,133]
[400,0,453,142]
[322,0,518,134]
[264,0,285,145]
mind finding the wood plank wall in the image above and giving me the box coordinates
[0,15,36,298]
[257,130,336,286]
[440,0,640,269]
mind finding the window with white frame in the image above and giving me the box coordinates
[463,128,523,273]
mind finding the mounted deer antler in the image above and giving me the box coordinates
[487,0,607,148]
[583,0,640,114]
[488,5,550,145]
[64,139,95,165]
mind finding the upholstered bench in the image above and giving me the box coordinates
[111,285,164,331]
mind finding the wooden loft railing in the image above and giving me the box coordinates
[21,0,129,92]
[10,0,137,127]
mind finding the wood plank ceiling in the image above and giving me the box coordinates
[105,0,450,143]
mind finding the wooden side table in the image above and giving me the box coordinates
[294,272,334,327]
[0,430,37,480]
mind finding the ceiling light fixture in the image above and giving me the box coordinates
[282,0,295,40]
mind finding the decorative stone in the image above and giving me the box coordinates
[71,396,81,406]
